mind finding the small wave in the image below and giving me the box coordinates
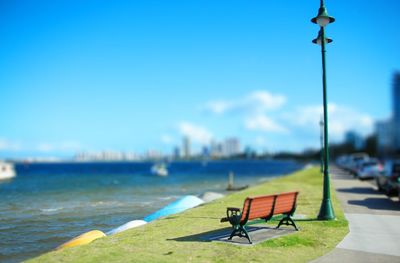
[89,201,126,207]
[40,207,63,213]
[39,201,127,213]
[157,196,179,201]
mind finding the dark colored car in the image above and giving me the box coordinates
[376,161,400,198]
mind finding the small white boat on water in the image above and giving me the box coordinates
[151,163,168,177]
[0,161,16,180]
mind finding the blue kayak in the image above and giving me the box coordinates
[144,195,204,222]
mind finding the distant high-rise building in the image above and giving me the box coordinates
[173,146,181,159]
[344,131,364,150]
[376,72,400,154]
[210,140,221,157]
[201,146,209,158]
[146,150,163,159]
[392,72,400,149]
[376,121,396,154]
[393,72,400,123]
[223,138,241,157]
[183,136,191,158]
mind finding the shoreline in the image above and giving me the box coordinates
[2,160,302,263]
[28,166,349,263]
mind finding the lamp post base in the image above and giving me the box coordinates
[317,198,335,220]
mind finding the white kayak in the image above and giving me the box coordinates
[106,220,147,235]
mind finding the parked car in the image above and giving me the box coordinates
[355,158,384,180]
[397,184,400,202]
[345,153,369,174]
[376,161,400,196]
[336,155,350,168]
[336,154,351,169]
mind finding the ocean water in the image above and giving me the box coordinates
[0,160,301,263]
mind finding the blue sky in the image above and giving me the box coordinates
[1,0,399,158]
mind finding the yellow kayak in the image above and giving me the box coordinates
[56,230,106,250]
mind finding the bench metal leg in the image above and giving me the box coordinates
[228,225,252,244]
[228,226,239,240]
[276,216,299,231]
[240,226,252,244]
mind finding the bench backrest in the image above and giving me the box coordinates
[240,191,299,223]
[273,191,298,215]
[240,194,276,222]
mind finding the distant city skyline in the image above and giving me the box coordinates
[71,136,242,162]
[1,0,399,158]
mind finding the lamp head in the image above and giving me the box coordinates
[311,7,335,27]
[312,30,333,45]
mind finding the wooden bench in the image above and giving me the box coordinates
[220,191,299,244]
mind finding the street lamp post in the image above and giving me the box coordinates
[319,116,324,173]
[311,0,335,220]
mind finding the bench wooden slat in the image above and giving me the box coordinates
[273,191,298,215]
[240,195,276,222]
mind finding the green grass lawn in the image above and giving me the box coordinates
[29,167,348,263]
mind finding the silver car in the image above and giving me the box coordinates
[356,158,384,180]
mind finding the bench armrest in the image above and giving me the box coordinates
[220,207,242,223]
[227,207,240,212]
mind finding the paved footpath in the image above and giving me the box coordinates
[313,166,400,263]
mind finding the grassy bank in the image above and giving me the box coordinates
[29,167,348,263]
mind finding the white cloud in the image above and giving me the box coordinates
[36,141,82,152]
[245,115,288,133]
[178,122,213,144]
[205,90,286,115]
[284,103,374,139]
[204,90,288,135]
[0,138,83,154]
[0,138,22,151]
[37,143,54,152]
[59,141,82,151]
[247,91,286,112]
[205,101,232,115]
[204,100,233,115]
